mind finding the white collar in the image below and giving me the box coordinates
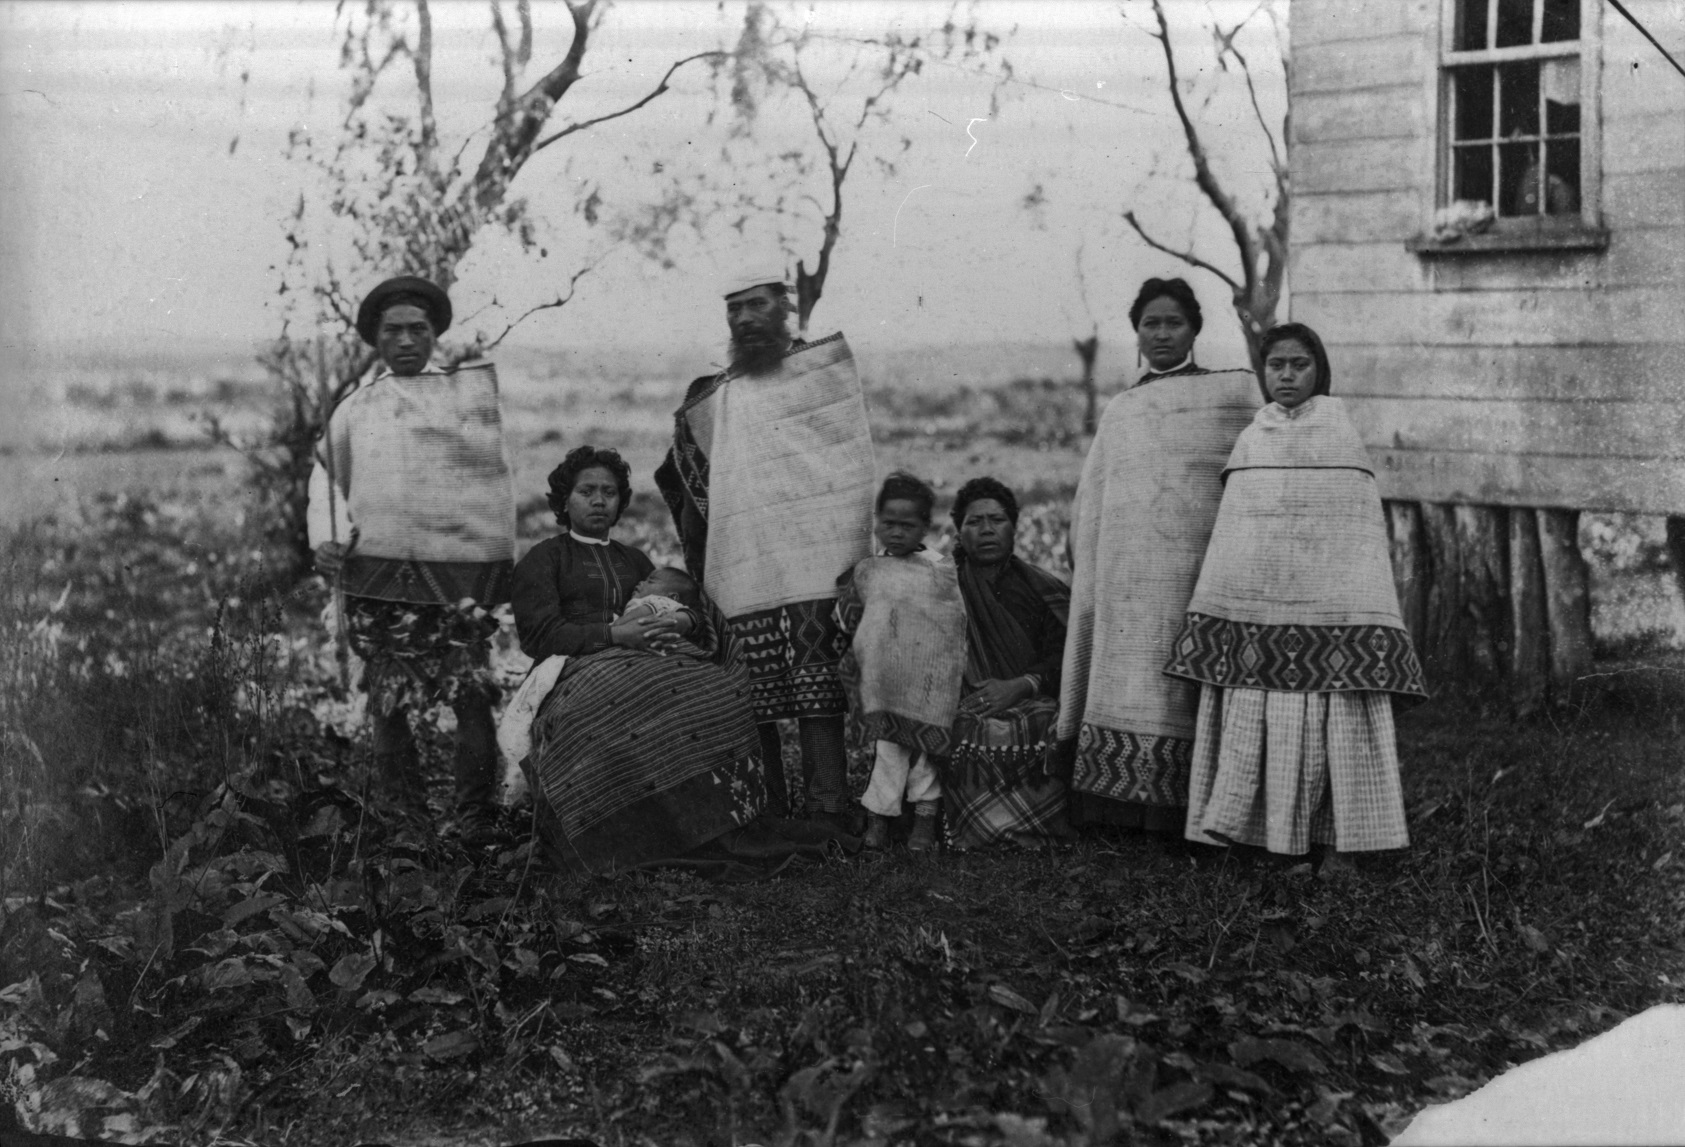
[569,530,611,547]
[1141,353,1194,377]
[373,360,445,381]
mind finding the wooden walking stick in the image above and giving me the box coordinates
[315,337,352,691]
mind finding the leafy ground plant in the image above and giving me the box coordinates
[2,485,1683,1146]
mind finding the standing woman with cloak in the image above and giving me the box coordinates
[1052,278,1261,835]
[1164,323,1426,870]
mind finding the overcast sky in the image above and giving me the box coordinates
[0,0,1287,379]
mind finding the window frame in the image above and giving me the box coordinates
[1414,0,1605,255]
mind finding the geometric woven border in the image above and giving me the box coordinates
[341,555,512,607]
[861,711,951,758]
[1163,613,1427,698]
[733,598,848,721]
[1072,724,1192,808]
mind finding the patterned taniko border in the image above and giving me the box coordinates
[861,712,952,758]
[1164,613,1427,698]
[341,556,512,607]
[733,598,849,721]
[1073,725,1192,808]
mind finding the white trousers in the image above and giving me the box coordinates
[861,740,942,817]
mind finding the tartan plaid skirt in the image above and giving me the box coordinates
[944,695,1073,850]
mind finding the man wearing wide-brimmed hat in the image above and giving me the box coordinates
[655,263,877,835]
[309,275,515,848]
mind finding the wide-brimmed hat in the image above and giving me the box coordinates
[355,276,452,346]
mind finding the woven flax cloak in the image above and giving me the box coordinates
[1163,396,1426,699]
[843,554,968,757]
[318,362,515,604]
[1055,367,1261,809]
[655,334,876,721]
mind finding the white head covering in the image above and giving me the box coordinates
[721,262,790,299]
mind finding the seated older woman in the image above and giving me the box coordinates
[944,477,1074,849]
[510,446,778,875]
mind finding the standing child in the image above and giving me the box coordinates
[835,472,968,852]
[1163,322,1427,874]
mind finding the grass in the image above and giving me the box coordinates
[250,671,1685,1147]
[2,375,1684,1145]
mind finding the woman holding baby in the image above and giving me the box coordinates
[509,446,773,875]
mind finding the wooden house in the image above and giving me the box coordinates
[1288,0,1685,704]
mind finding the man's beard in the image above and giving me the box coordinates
[729,330,789,375]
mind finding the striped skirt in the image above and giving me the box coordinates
[1184,685,1408,855]
[530,646,766,874]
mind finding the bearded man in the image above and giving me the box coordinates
[309,276,515,847]
[655,266,877,832]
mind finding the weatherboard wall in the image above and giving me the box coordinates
[1288,0,1685,514]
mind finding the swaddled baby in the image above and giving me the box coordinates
[620,566,711,661]
[621,566,698,621]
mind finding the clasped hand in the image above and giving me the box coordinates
[959,676,1035,719]
[611,615,684,654]
[313,539,354,576]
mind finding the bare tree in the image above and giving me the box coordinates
[1122,0,1289,364]
[1020,180,1104,436]
[218,0,731,578]
[1069,244,1103,435]
[1115,1,1593,710]
[720,2,1005,333]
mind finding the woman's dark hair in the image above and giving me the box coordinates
[1128,277,1203,334]
[546,446,633,527]
[950,476,1019,532]
[876,471,937,523]
[1258,322,1333,399]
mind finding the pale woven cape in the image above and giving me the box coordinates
[691,334,876,619]
[1167,396,1426,698]
[320,363,514,565]
[848,554,967,755]
[1191,397,1401,627]
[1056,368,1261,748]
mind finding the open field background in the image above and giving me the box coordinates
[2,351,1684,1145]
[5,340,1684,650]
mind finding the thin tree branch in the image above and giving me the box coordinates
[787,49,850,333]
[532,50,730,152]
[1122,209,1241,294]
[478,261,599,352]
[491,0,518,108]
[515,0,533,69]
[1073,240,1095,325]
[521,0,594,111]
[1146,0,1259,300]
[413,0,439,180]
[1226,41,1281,177]
[343,36,408,126]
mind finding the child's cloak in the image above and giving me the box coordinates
[839,554,967,755]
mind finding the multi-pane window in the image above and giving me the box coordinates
[1443,0,1591,220]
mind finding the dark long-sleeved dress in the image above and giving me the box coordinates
[510,532,769,874]
[510,533,653,659]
